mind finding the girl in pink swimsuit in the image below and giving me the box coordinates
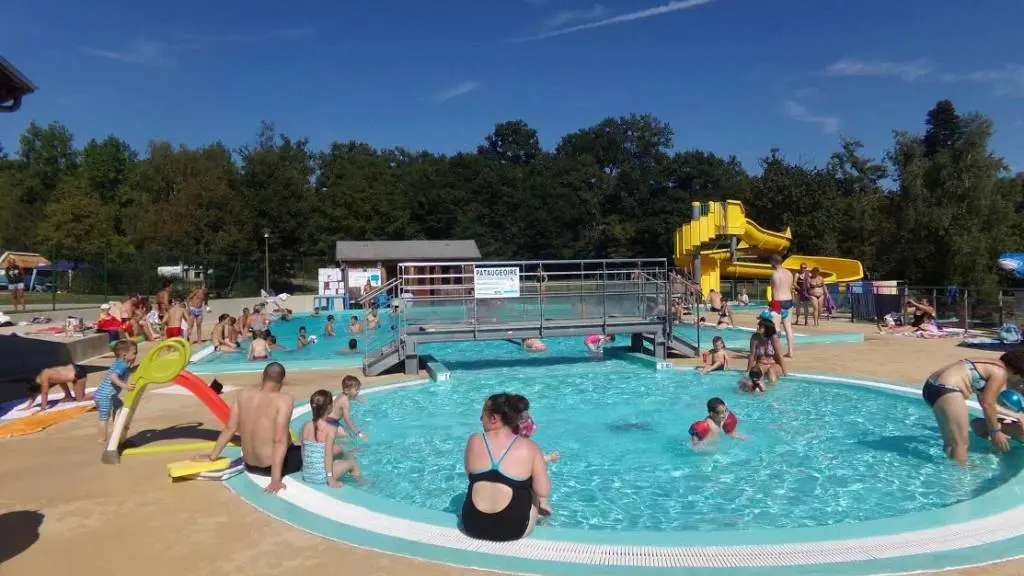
[584,334,615,354]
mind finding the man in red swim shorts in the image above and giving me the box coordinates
[768,254,795,358]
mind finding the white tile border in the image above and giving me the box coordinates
[238,373,1024,569]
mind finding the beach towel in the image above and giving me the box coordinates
[0,405,94,438]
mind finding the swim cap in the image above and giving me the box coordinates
[722,412,738,434]
[689,419,712,441]
[998,389,1024,413]
[759,310,773,321]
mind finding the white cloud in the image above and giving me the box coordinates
[784,100,840,135]
[824,58,933,81]
[433,81,481,103]
[80,40,167,65]
[517,0,717,42]
[543,5,609,29]
[824,58,1024,97]
[940,65,1024,97]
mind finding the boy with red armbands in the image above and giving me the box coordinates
[689,397,747,446]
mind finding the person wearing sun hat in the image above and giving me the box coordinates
[96,303,123,342]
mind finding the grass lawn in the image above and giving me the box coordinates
[1,292,109,313]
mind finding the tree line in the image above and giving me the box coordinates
[0,98,1021,298]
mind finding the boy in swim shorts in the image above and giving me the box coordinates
[21,364,91,412]
[94,340,138,443]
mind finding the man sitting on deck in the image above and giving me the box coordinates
[199,362,301,494]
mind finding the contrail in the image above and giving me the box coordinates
[515,0,719,42]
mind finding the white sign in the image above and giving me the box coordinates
[474,267,520,299]
[317,268,345,296]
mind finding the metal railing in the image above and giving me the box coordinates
[395,259,671,330]
[356,276,401,306]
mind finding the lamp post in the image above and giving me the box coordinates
[263,230,271,292]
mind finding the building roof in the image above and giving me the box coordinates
[0,251,50,269]
[0,56,37,112]
[335,240,481,262]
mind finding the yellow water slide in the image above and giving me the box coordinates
[674,200,864,296]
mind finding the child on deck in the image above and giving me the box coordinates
[689,397,746,446]
[327,375,368,441]
[698,336,729,374]
[165,300,185,338]
[94,340,138,443]
[21,364,91,412]
[738,366,766,393]
[325,315,336,337]
[248,331,271,360]
[302,390,362,488]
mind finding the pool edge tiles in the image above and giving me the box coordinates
[225,373,1024,575]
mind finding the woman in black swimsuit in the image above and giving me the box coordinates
[461,393,552,542]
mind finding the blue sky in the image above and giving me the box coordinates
[3,0,1024,172]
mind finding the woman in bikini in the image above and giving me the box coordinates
[921,350,1024,464]
[807,267,826,327]
[747,318,786,383]
[461,393,552,542]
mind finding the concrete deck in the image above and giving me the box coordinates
[1,310,1021,576]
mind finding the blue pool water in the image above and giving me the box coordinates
[673,323,864,348]
[194,311,398,367]
[306,344,1022,532]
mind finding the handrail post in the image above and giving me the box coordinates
[602,260,607,333]
[538,263,545,335]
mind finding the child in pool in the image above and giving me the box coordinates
[515,412,560,463]
[584,334,615,354]
[336,338,359,355]
[302,389,361,488]
[698,336,729,374]
[515,411,557,516]
[247,331,270,360]
[738,366,766,393]
[325,315,336,336]
[266,334,287,351]
[298,326,310,348]
[327,375,368,441]
[689,397,746,446]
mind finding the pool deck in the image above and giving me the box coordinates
[2,309,1020,576]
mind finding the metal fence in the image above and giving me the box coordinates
[4,248,326,313]
[396,259,671,327]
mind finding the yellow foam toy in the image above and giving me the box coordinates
[124,338,191,409]
[167,457,231,478]
[121,440,240,456]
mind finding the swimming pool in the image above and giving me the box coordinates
[300,350,1017,532]
[190,311,399,372]
[225,354,1024,574]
